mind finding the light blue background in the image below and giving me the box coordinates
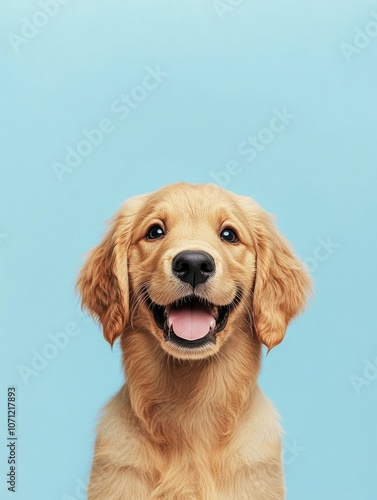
[1,1,377,499]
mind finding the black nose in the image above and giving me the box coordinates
[172,251,215,288]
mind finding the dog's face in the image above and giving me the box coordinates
[77,183,311,360]
[126,184,257,360]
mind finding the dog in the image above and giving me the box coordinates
[77,182,311,499]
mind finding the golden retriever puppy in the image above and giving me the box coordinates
[77,182,311,500]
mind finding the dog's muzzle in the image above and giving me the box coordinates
[147,293,241,349]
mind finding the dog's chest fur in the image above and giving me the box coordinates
[93,330,282,499]
[94,383,282,499]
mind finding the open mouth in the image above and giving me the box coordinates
[146,293,241,349]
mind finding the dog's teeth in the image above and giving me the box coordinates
[210,318,216,330]
[168,317,173,329]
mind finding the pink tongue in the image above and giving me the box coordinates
[168,306,214,341]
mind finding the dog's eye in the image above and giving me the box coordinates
[220,228,238,243]
[146,225,165,240]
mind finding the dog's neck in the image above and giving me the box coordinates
[121,325,261,449]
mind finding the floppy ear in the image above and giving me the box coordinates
[243,199,312,350]
[76,195,146,345]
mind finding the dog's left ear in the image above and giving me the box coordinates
[76,195,147,345]
[240,197,312,350]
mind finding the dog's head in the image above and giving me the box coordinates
[77,183,311,360]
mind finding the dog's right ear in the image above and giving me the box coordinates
[236,195,312,351]
[76,195,147,345]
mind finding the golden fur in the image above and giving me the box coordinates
[77,183,311,499]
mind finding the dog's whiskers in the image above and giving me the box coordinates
[129,282,151,328]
